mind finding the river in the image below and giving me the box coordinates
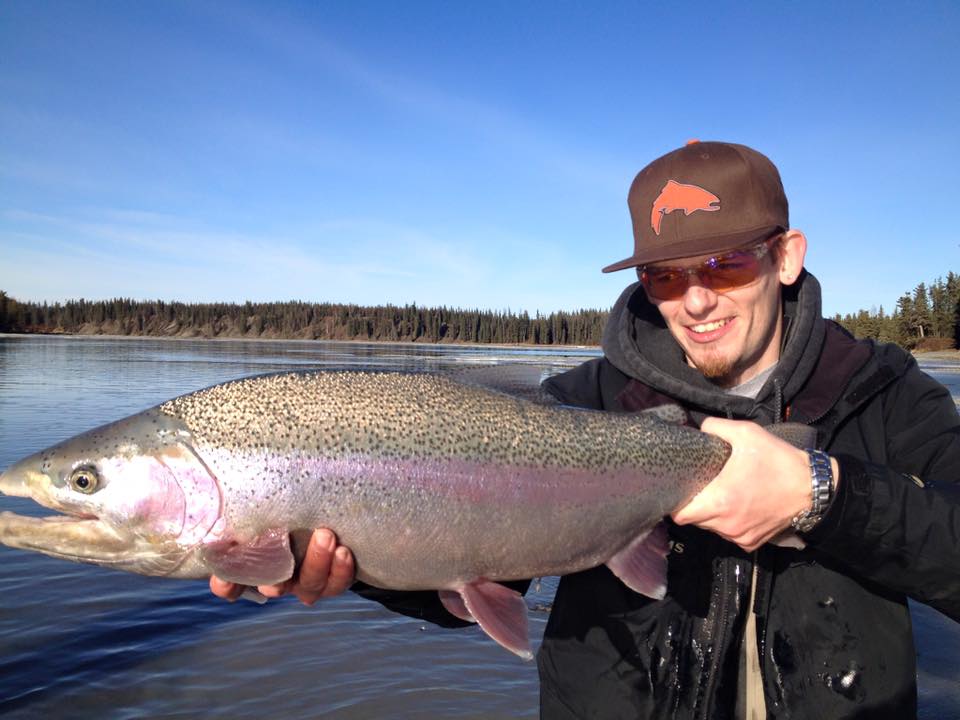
[0,335,957,718]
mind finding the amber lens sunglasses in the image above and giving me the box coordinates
[638,234,781,300]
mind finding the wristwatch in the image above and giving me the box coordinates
[790,449,835,533]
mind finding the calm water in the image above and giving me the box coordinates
[0,336,957,718]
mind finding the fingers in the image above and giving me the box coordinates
[320,545,356,599]
[673,417,814,551]
[257,579,295,598]
[672,419,741,527]
[210,528,356,606]
[209,575,245,602]
[700,415,760,447]
[294,530,355,605]
[290,528,337,604]
[699,415,739,439]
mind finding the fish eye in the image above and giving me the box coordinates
[68,467,100,494]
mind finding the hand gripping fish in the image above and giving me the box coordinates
[0,367,806,659]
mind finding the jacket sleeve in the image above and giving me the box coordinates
[352,580,532,628]
[805,355,960,620]
[541,357,607,409]
[541,356,630,410]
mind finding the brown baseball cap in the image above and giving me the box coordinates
[602,140,788,272]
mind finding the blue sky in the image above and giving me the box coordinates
[1,1,957,317]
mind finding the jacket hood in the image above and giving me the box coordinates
[601,270,826,422]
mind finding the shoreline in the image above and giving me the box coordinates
[3,331,955,357]
[0,332,601,353]
[913,349,960,359]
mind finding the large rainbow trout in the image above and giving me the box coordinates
[0,368,737,658]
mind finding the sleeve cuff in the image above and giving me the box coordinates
[800,453,872,544]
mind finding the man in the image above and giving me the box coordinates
[212,141,960,718]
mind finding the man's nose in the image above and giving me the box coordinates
[682,278,719,315]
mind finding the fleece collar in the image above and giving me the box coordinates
[601,270,826,423]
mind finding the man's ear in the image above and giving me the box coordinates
[778,230,807,285]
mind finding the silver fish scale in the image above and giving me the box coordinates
[152,371,728,588]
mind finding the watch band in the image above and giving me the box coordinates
[790,449,834,533]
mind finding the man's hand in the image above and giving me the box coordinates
[672,417,839,552]
[209,528,355,605]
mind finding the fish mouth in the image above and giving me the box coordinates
[0,510,136,564]
[0,509,189,575]
[0,463,116,557]
[0,461,86,527]
[0,458,191,573]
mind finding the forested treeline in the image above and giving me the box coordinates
[4,272,959,350]
[833,273,960,351]
[0,291,607,346]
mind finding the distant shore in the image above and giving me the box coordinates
[4,331,957,357]
[0,331,601,352]
[0,297,607,347]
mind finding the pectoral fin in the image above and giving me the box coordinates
[201,528,295,586]
[457,580,532,660]
[606,521,670,599]
[439,589,476,623]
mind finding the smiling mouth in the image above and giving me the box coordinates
[688,318,732,334]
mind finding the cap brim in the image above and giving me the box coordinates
[601,256,644,273]
[600,225,784,273]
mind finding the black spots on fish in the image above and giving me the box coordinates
[153,370,726,482]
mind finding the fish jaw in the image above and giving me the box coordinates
[0,507,204,576]
[0,412,223,578]
[0,510,184,573]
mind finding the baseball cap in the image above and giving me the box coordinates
[602,140,788,272]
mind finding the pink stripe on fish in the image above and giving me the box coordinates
[243,451,666,510]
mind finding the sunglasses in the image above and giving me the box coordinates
[638,235,781,301]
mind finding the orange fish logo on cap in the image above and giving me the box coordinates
[650,180,720,235]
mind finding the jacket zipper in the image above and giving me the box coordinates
[694,556,735,719]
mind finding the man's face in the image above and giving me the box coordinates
[645,240,790,388]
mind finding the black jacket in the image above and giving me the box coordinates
[536,272,960,719]
[356,272,960,719]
